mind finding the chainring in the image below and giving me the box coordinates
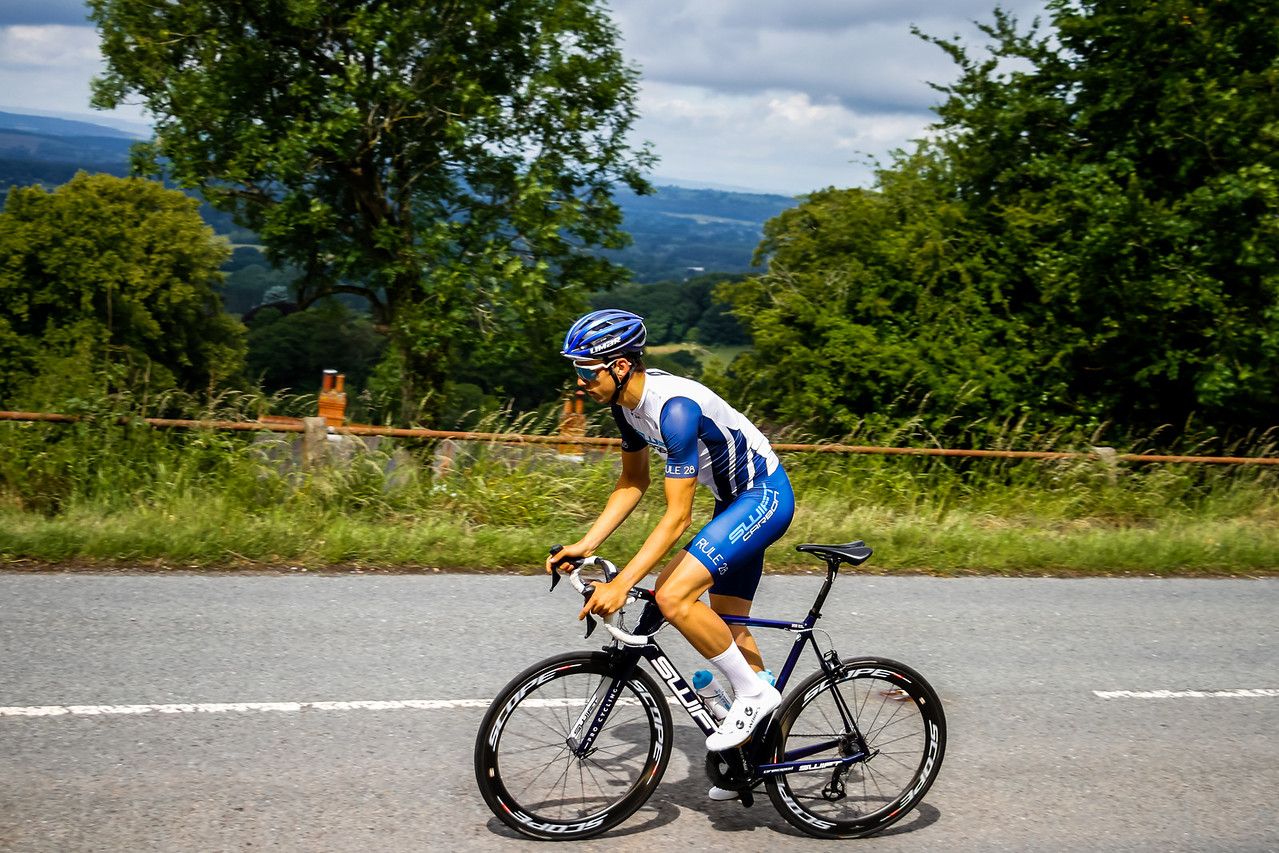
[704,750,749,790]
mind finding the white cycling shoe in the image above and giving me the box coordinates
[708,785,738,801]
[705,683,781,752]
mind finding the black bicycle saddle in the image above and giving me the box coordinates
[795,540,873,566]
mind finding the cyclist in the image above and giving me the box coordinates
[547,308,796,767]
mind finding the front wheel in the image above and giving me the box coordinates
[764,656,946,839]
[474,651,673,840]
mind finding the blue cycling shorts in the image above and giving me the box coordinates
[683,466,795,601]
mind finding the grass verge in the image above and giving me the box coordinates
[1,428,1276,575]
[3,506,1276,576]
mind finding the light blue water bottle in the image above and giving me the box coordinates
[692,669,731,721]
[758,668,776,687]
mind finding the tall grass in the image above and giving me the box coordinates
[1,391,1277,574]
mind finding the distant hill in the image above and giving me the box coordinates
[0,110,796,282]
[0,112,136,191]
[0,111,141,140]
[0,128,136,165]
[605,185,795,281]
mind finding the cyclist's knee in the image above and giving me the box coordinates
[655,552,713,623]
[655,584,695,622]
[655,579,711,624]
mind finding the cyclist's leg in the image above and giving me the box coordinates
[656,552,776,750]
[709,592,763,672]
[655,554,769,706]
[697,498,761,666]
[699,465,796,674]
[653,551,730,658]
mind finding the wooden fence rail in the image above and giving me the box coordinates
[2,409,1276,466]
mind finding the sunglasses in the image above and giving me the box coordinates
[574,362,608,381]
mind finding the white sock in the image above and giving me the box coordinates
[709,644,764,700]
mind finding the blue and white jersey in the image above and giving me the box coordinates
[611,370,781,503]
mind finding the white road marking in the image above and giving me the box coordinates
[0,696,655,718]
[8,689,1276,717]
[1094,689,1279,700]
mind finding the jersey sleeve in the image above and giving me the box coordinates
[659,396,702,478]
[610,405,647,453]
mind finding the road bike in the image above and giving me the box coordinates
[473,541,946,840]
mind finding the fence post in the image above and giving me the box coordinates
[558,390,586,455]
[1092,446,1119,484]
[302,416,329,468]
[318,369,346,427]
[432,438,459,480]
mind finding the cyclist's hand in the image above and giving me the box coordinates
[546,541,592,575]
[579,578,628,621]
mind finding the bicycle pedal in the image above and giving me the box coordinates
[738,788,754,808]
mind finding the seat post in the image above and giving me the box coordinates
[806,558,841,622]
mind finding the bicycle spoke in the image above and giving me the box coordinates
[478,658,671,838]
[866,728,925,752]
[550,758,575,818]
[579,753,624,792]
[498,739,572,757]
[765,664,944,838]
[523,708,571,742]
[506,745,573,802]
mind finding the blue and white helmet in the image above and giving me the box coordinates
[561,309,647,362]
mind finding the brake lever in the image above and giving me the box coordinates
[580,580,598,638]
[546,550,614,641]
[548,544,566,592]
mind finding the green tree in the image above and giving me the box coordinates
[0,172,245,406]
[589,273,748,345]
[245,300,387,397]
[722,0,1279,436]
[90,0,653,421]
[723,164,1026,434]
[923,0,1279,427]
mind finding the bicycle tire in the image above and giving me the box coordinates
[474,651,673,840]
[764,656,946,839]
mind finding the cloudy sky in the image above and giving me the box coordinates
[0,0,1049,195]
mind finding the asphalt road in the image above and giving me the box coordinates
[1,573,1276,852]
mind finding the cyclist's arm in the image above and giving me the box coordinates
[575,448,651,552]
[550,409,651,573]
[610,473,696,589]
[611,395,702,588]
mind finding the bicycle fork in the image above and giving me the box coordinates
[565,649,645,758]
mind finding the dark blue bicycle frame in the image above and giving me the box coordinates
[569,561,871,780]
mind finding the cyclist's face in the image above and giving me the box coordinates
[574,362,607,383]
[575,359,624,401]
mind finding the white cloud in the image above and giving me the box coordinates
[637,82,931,195]
[0,24,146,124]
[609,1,1049,109]
[0,1,1056,194]
[608,0,1050,193]
[0,24,99,67]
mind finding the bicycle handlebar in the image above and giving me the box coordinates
[566,563,653,647]
[548,547,653,647]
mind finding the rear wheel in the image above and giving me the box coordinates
[474,651,672,840]
[764,657,945,839]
